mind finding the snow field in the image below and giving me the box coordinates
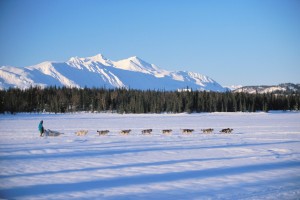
[0,112,300,199]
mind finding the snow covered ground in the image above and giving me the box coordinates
[0,112,300,199]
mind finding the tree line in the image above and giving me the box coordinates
[0,86,299,114]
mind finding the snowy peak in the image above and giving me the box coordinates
[28,61,55,72]
[88,54,108,62]
[68,53,107,62]
[113,56,157,74]
[86,54,112,66]
[0,54,227,91]
[68,54,113,67]
[127,56,146,65]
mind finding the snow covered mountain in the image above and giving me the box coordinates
[233,83,300,94]
[0,54,227,91]
[225,85,243,91]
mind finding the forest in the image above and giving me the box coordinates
[0,86,299,114]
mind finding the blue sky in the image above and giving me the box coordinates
[0,0,299,86]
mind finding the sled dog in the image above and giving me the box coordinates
[182,129,194,134]
[201,128,214,134]
[142,129,152,134]
[220,128,233,134]
[75,130,88,136]
[97,130,109,135]
[162,129,172,134]
[120,129,131,135]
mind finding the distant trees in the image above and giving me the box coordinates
[0,86,299,114]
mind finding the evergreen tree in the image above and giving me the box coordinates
[0,86,299,114]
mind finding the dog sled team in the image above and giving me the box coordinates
[39,120,234,137]
[80,128,234,136]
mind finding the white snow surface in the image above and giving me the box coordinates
[0,112,300,199]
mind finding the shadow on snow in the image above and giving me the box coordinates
[1,160,300,198]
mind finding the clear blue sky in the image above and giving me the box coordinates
[0,0,299,86]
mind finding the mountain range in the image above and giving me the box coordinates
[0,54,226,91]
[233,83,300,94]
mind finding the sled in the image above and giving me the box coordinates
[44,129,64,136]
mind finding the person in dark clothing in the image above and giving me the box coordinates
[38,120,44,137]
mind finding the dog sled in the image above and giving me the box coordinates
[44,129,64,137]
[41,128,234,137]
